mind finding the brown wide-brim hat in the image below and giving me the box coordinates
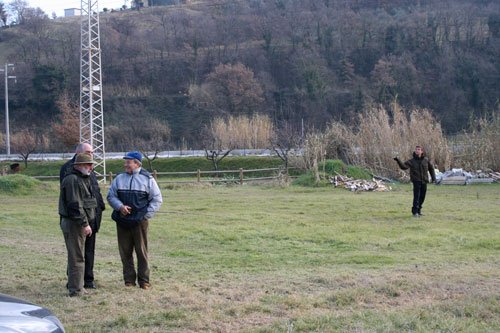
[73,153,96,165]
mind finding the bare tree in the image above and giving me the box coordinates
[134,121,171,171]
[203,117,238,172]
[303,131,328,185]
[104,108,171,171]
[204,114,274,171]
[0,2,8,26]
[272,120,303,173]
[51,93,80,149]
[8,0,29,24]
[11,130,49,167]
[190,63,264,116]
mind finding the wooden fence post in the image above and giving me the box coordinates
[239,168,244,185]
[153,170,158,180]
[197,169,201,183]
[108,172,113,183]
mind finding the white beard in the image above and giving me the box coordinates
[76,166,92,176]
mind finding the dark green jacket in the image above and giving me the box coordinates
[395,152,436,183]
[60,155,105,232]
[59,169,97,227]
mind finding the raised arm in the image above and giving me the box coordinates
[394,157,409,170]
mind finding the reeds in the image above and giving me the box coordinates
[452,112,500,171]
[208,114,274,149]
[323,101,451,178]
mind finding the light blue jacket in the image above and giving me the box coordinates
[107,168,162,228]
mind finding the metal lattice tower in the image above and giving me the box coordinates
[80,0,106,181]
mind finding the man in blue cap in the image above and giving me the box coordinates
[107,151,163,289]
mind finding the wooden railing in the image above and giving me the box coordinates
[33,167,295,185]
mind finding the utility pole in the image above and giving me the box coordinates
[80,0,106,181]
[1,63,16,155]
[301,118,304,139]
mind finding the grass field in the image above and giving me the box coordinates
[0,180,499,332]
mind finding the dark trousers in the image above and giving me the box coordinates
[84,232,96,284]
[116,220,149,286]
[85,209,101,284]
[61,218,86,294]
[412,181,427,215]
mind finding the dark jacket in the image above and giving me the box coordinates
[59,169,97,227]
[60,155,105,232]
[395,152,436,183]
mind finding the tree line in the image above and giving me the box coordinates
[0,0,499,154]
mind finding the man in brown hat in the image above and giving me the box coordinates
[59,153,98,297]
[60,143,105,289]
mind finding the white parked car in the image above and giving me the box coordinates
[0,293,65,333]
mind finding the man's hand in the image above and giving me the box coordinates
[83,225,92,237]
[120,205,132,216]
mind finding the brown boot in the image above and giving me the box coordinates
[139,283,150,290]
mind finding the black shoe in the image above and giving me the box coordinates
[84,282,96,289]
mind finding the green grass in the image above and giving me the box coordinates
[0,183,499,332]
[0,174,47,195]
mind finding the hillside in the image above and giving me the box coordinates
[0,0,499,151]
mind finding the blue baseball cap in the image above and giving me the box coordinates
[123,151,143,164]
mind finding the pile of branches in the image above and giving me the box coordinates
[490,172,500,182]
[330,175,391,192]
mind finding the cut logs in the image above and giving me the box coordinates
[489,172,500,182]
[330,175,391,192]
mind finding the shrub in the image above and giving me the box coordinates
[346,165,372,180]
[0,175,43,195]
[319,159,347,176]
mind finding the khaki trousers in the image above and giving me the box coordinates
[61,218,86,294]
[116,220,149,285]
